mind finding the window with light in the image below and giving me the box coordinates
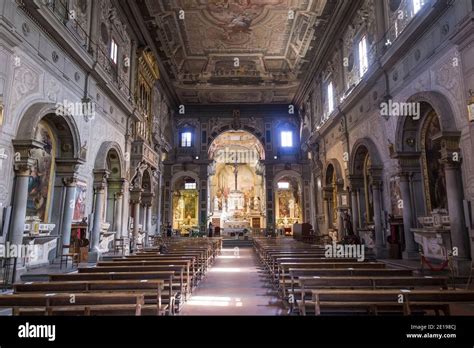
[281,131,293,148]
[181,132,192,147]
[413,0,423,14]
[359,36,369,77]
[327,82,334,115]
[110,39,118,64]
[278,182,290,190]
[185,182,196,190]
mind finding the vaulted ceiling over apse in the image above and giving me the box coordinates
[135,0,339,105]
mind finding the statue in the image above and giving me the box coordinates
[214,196,219,212]
[289,199,295,218]
[178,196,185,220]
[253,196,259,211]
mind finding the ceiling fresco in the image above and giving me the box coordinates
[136,0,338,104]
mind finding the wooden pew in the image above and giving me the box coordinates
[13,279,167,315]
[0,293,145,316]
[295,276,449,315]
[308,289,474,316]
[80,264,189,299]
[49,271,177,314]
[277,262,385,296]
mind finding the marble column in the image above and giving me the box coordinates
[372,181,384,254]
[9,140,42,247]
[114,190,124,238]
[323,197,330,234]
[60,177,77,249]
[155,171,163,235]
[9,164,32,246]
[399,173,418,258]
[130,188,143,248]
[350,189,359,234]
[91,170,109,254]
[444,162,470,260]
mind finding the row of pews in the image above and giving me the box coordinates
[0,237,222,316]
[254,237,474,316]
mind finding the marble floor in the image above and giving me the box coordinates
[180,247,285,316]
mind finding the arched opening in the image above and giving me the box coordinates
[208,130,265,235]
[274,175,302,235]
[10,108,82,266]
[394,92,470,262]
[105,149,123,230]
[325,163,339,231]
[171,175,199,235]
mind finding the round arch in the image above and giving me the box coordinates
[15,102,81,159]
[207,126,266,159]
[395,91,459,154]
[94,142,125,177]
[350,138,383,176]
[324,159,344,187]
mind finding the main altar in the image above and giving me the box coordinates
[210,159,263,235]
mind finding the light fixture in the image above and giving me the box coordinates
[274,155,278,160]
[195,156,200,160]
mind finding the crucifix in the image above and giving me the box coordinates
[0,148,7,171]
[233,159,239,191]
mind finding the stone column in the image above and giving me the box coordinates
[399,173,418,258]
[322,188,331,234]
[155,170,163,235]
[444,162,470,259]
[9,140,43,247]
[146,204,152,236]
[114,190,124,238]
[350,189,359,233]
[60,177,77,249]
[372,181,385,257]
[348,176,363,235]
[90,170,109,254]
[130,188,143,248]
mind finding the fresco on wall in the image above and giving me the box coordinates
[73,181,88,222]
[26,121,55,222]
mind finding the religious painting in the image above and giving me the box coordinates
[390,176,403,217]
[422,113,446,212]
[27,121,55,222]
[73,181,87,222]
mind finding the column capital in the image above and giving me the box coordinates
[62,176,78,187]
[93,169,110,190]
[130,188,143,204]
[11,139,43,176]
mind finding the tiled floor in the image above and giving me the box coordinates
[180,247,285,316]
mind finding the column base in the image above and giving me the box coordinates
[453,258,472,276]
[374,246,389,259]
[402,250,420,260]
[87,250,101,262]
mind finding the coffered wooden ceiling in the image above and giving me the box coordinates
[136,0,339,105]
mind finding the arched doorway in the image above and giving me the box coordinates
[395,91,470,263]
[274,172,303,235]
[350,139,384,254]
[171,174,199,235]
[10,104,82,266]
[207,131,265,235]
[323,160,345,238]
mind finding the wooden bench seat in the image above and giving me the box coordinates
[0,293,145,316]
[49,271,178,314]
[292,276,449,314]
[307,289,474,316]
[15,304,168,316]
[13,279,168,315]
